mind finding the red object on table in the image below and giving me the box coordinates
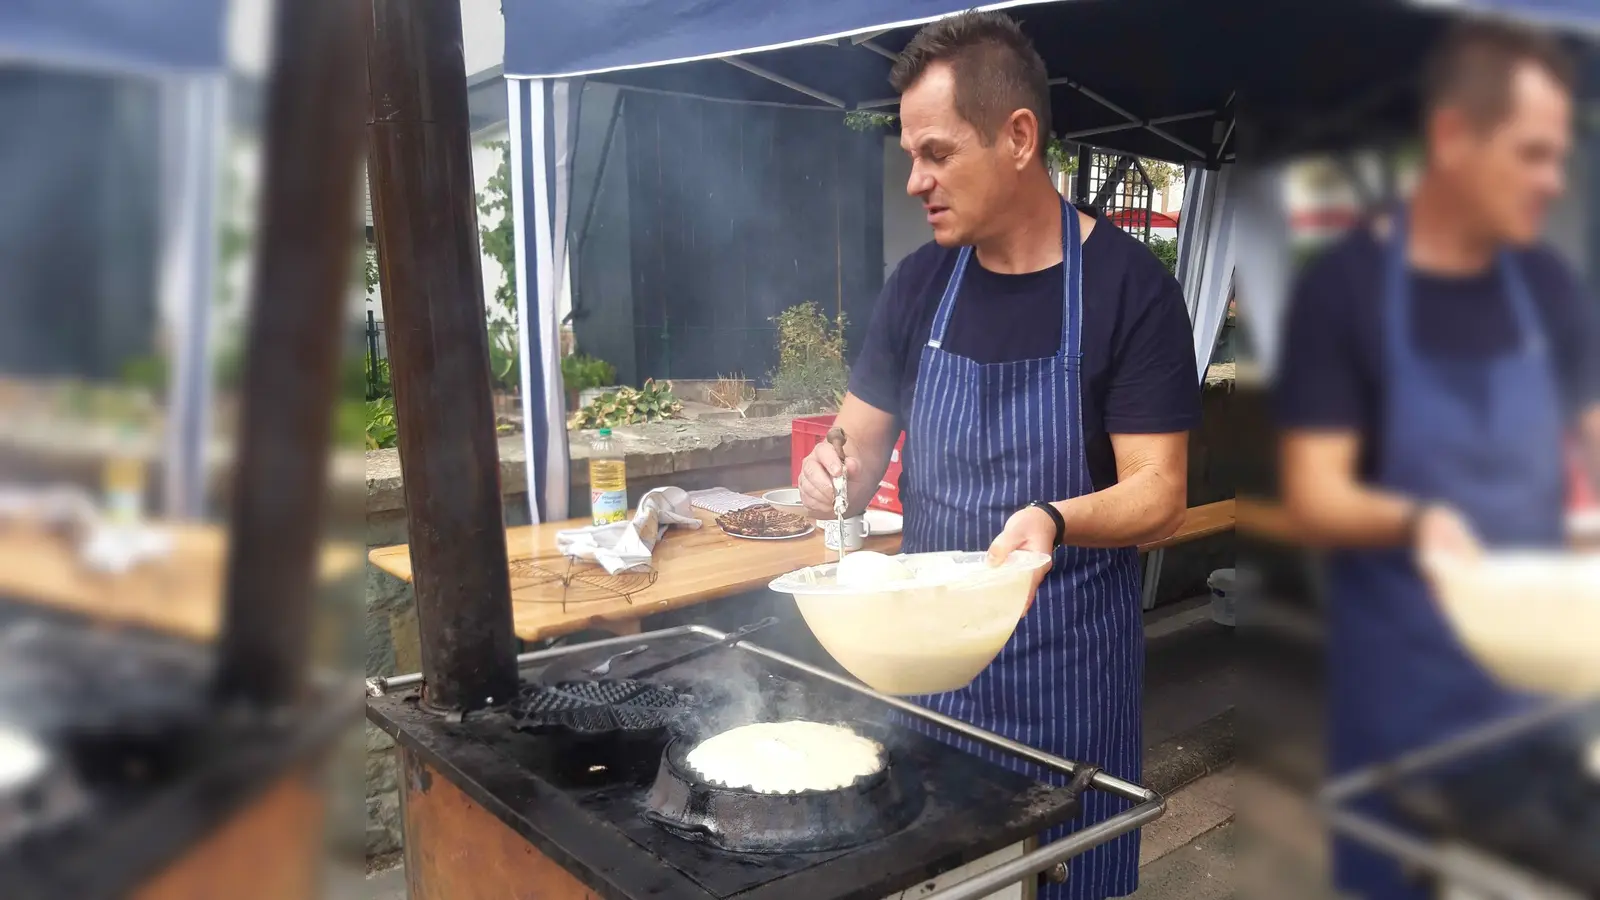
[791,414,905,514]
[1571,442,1596,511]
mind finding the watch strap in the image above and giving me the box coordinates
[1026,501,1065,549]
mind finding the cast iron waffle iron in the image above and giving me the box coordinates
[506,679,695,782]
[1385,701,1600,895]
[643,726,924,853]
[368,633,1098,900]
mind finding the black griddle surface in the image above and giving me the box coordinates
[369,638,1093,900]
[1384,702,1600,896]
[0,597,356,900]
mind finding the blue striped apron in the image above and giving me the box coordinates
[1326,209,1563,899]
[901,200,1145,899]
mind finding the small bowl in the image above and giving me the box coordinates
[761,488,807,518]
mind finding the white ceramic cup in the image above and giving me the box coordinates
[821,515,869,551]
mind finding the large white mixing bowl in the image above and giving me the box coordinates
[768,550,1051,696]
[1423,549,1600,697]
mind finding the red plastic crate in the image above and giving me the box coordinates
[1572,442,1596,511]
[790,414,904,514]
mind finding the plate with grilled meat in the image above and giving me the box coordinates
[716,504,815,541]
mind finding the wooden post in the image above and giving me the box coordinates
[212,0,365,708]
[364,0,519,711]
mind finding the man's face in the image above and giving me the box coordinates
[1434,63,1572,247]
[899,63,1020,247]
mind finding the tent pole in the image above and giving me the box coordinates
[364,0,519,713]
[858,39,899,62]
[722,57,846,108]
[1049,76,1206,159]
[1061,109,1215,141]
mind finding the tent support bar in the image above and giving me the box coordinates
[614,82,841,112]
[850,29,894,45]
[859,39,899,62]
[1061,109,1214,141]
[857,96,900,109]
[1049,76,1206,159]
[722,57,846,108]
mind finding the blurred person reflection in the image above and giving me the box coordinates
[1274,20,1599,900]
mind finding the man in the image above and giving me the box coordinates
[1276,21,1600,900]
[797,12,1198,899]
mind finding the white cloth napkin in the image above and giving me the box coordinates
[0,484,173,574]
[555,487,702,574]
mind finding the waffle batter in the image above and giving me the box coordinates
[687,721,883,794]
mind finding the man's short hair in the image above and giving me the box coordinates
[1421,18,1577,128]
[890,11,1052,162]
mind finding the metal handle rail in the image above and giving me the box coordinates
[1319,696,1597,899]
[366,624,1166,900]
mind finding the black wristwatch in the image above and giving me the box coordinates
[1026,501,1066,549]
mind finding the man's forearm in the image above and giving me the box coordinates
[1288,481,1417,548]
[1050,467,1186,549]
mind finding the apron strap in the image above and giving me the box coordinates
[1382,206,1548,363]
[927,247,972,350]
[926,198,1085,358]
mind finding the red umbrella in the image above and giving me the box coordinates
[1106,208,1181,230]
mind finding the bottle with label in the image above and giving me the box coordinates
[103,424,147,525]
[589,428,628,526]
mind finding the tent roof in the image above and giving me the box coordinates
[0,0,225,74]
[504,0,1597,165]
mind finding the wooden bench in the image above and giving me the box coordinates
[1138,499,1236,611]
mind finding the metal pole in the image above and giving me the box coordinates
[365,0,519,712]
[1073,145,1092,206]
[211,0,366,708]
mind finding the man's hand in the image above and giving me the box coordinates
[799,442,861,520]
[1415,504,1483,573]
[1414,504,1484,613]
[987,505,1056,614]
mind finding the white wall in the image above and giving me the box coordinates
[460,0,505,77]
[1547,144,1590,279]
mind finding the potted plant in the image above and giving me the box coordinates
[561,353,617,411]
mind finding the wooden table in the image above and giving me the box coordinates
[368,494,1250,643]
[0,522,361,641]
[368,496,902,642]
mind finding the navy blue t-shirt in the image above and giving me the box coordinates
[1274,226,1600,477]
[850,213,1202,497]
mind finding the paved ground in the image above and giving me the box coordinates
[357,595,1239,900]
[1130,822,1235,900]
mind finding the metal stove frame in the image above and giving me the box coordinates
[368,623,1166,900]
[1320,696,1597,899]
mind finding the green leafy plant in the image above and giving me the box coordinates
[363,244,380,296]
[119,354,168,397]
[1143,234,1179,276]
[486,323,521,394]
[770,302,848,414]
[561,354,617,394]
[334,398,368,448]
[844,110,899,132]
[568,379,682,430]
[366,356,391,401]
[365,396,398,450]
[478,143,517,323]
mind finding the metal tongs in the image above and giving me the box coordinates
[827,426,848,564]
